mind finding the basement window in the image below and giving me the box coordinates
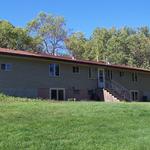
[1,64,12,71]
[131,91,139,101]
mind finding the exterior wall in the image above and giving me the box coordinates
[1,55,150,101]
[0,55,99,100]
[105,68,150,101]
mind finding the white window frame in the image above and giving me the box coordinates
[130,90,139,101]
[49,64,60,77]
[1,63,12,71]
[49,88,65,100]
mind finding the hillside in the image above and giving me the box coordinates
[0,95,150,150]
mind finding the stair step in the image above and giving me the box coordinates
[104,89,121,102]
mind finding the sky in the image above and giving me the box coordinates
[0,0,150,37]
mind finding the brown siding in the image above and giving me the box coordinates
[0,56,98,99]
[105,68,150,100]
[1,55,150,101]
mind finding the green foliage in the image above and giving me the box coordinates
[1,13,150,69]
[65,32,87,59]
[0,96,150,149]
[66,26,150,69]
[0,20,42,51]
[27,12,68,54]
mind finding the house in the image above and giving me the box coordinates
[0,47,150,102]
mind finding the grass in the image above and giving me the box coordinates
[0,95,150,150]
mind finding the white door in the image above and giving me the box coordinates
[98,69,105,88]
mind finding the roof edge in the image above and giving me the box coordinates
[0,47,150,73]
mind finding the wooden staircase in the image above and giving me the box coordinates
[104,80,131,102]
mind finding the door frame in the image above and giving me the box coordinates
[98,69,105,88]
[49,88,65,100]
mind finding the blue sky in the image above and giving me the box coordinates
[0,0,150,36]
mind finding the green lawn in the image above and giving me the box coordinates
[0,95,150,150]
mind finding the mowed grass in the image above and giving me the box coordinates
[0,95,150,150]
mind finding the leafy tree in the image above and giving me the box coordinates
[127,34,150,69]
[65,32,87,59]
[106,27,130,64]
[90,28,112,61]
[1,16,150,70]
[0,20,41,51]
[138,26,150,37]
[27,12,68,54]
[66,26,150,69]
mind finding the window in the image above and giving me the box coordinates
[110,71,113,80]
[89,68,92,78]
[49,64,59,77]
[120,71,124,77]
[51,89,57,100]
[88,67,97,79]
[106,70,112,80]
[131,91,138,101]
[73,66,79,73]
[1,64,12,71]
[50,88,65,100]
[132,72,137,82]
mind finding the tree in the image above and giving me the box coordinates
[106,27,130,65]
[89,28,112,61]
[127,34,150,69]
[65,26,150,69]
[27,12,68,54]
[0,20,42,51]
[65,32,87,59]
[138,26,150,37]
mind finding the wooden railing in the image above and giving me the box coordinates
[105,80,131,101]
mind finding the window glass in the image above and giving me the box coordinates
[58,90,64,100]
[132,73,138,82]
[110,70,113,79]
[106,70,112,80]
[120,71,124,77]
[49,64,59,77]
[135,92,138,100]
[88,68,92,78]
[50,89,65,100]
[1,64,12,71]
[1,64,5,70]
[131,91,138,101]
[73,66,79,73]
[55,64,59,76]
[51,90,57,100]
[49,64,55,76]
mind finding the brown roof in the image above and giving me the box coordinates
[0,47,150,73]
